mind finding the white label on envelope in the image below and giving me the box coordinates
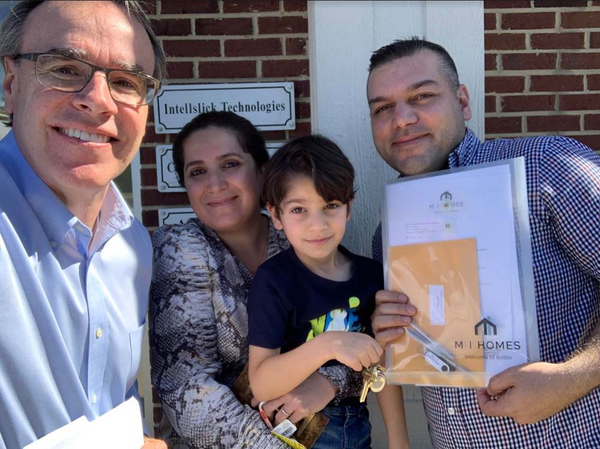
[429,285,445,325]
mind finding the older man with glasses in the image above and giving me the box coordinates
[0,1,166,448]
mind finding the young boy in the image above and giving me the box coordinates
[247,135,408,449]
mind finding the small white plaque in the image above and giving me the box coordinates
[153,82,295,134]
[159,207,196,226]
[156,145,185,192]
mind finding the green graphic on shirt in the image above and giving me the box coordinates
[306,296,363,341]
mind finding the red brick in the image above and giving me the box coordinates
[142,210,159,228]
[562,53,600,70]
[151,19,191,36]
[286,38,307,56]
[485,0,531,8]
[530,75,583,92]
[534,0,587,6]
[163,40,220,58]
[527,115,580,133]
[144,126,167,144]
[561,12,600,29]
[161,1,219,14]
[140,147,156,165]
[284,0,308,12]
[141,168,157,187]
[485,33,526,51]
[560,94,600,111]
[165,61,194,80]
[142,190,190,207]
[486,95,497,113]
[588,74,600,90]
[486,116,522,134]
[583,114,600,130]
[289,121,312,139]
[594,0,600,6]
[590,32,600,49]
[485,54,498,71]
[262,59,309,78]
[531,33,584,50]
[295,101,311,119]
[501,95,555,112]
[501,13,555,30]
[293,80,310,98]
[153,406,163,425]
[258,17,308,34]
[502,53,557,70]
[224,1,280,13]
[196,18,253,36]
[198,60,256,78]
[261,131,287,141]
[485,13,497,30]
[166,61,194,79]
[567,134,600,151]
[485,76,525,93]
[225,38,282,57]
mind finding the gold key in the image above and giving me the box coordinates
[369,365,387,393]
[359,367,375,403]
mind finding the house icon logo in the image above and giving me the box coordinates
[440,191,452,201]
[474,318,497,336]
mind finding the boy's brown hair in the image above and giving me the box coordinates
[262,134,355,218]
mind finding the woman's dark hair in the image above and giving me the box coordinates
[172,110,268,183]
[262,134,355,218]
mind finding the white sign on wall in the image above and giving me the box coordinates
[156,145,184,192]
[159,207,196,226]
[156,142,285,193]
[153,82,295,134]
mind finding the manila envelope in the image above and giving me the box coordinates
[385,238,486,387]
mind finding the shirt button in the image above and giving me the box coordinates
[95,327,103,339]
[447,407,456,415]
[92,394,97,404]
[50,240,57,248]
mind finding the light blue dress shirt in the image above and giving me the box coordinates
[0,131,152,449]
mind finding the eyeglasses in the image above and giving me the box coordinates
[14,52,160,106]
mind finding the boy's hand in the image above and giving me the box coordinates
[141,437,167,449]
[327,332,383,371]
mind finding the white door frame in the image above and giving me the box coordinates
[308,0,484,256]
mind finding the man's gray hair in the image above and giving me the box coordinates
[0,0,167,80]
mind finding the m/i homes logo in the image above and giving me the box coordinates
[429,190,465,210]
[455,317,522,352]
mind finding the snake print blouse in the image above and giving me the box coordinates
[149,217,290,448]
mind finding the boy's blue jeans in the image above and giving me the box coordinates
[312,403,371,449]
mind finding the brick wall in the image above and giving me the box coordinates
[484,0,600,152]
[140,0,310,233]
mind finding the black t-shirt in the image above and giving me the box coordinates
[248,246,383,355]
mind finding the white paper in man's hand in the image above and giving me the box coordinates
[24,397,144,449]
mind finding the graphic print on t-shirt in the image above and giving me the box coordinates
[306,296,364,341]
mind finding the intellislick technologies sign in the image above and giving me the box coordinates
[153,82,295,133]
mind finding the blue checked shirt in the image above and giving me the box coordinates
[373,129,600,448]
[0,131,152,448]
